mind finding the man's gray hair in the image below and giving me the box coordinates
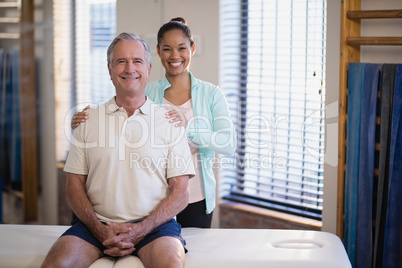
[107,32,152,67]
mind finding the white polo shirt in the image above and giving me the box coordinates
[64,97,195,223]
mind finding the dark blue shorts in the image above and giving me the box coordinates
[61,218,186,256]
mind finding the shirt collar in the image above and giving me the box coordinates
[106,97,120,114]
[105,96,151,115]
[138,97,151,115]
[188,72,199,89]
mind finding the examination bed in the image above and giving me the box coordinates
[0,224,351,268]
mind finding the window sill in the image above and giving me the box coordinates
[219,201,322,230]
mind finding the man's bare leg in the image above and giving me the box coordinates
[42,235,103,268]
[138,236,185,268]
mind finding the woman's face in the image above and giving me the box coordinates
[157,29,195,77]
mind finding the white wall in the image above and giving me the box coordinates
[322,0,340,234]
[117,0,163,82]
[117,0,220,85]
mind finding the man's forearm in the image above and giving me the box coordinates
[66,173,104,239]
[133,175,190,242]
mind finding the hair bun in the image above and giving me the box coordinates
[170,17,187,25]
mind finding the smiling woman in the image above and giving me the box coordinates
[145,17,237,228]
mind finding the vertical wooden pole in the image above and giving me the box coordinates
[337,0,361,239]
[19,0,38,222]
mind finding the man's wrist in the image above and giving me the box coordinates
[132,220,152,242]
[90,221,107,242]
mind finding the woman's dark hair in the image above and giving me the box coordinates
[157,17,194,47]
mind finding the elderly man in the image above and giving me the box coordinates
[42,33,195,268]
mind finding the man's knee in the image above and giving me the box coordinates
[138,236,185,268]
[42,254,71,268]
[42,236,102,268]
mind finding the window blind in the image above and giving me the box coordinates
[75,0,116,107]
[219,0,326,219]
[54,0,116,161]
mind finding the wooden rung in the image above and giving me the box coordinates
[375,143,380,151]
[0,2,19,8]
[0,32,20,39]
[348,10,402,19]
[0,17,20,23]
[347,36,402,46]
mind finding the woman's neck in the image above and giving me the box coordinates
[166,71,190,90]
[164,72,192,105]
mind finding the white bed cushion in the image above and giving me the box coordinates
[0,224,351,268]
[0,225,70,268]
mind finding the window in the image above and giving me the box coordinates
[54,0,116,161]
[219,0,326,220]
[75,0,116,106]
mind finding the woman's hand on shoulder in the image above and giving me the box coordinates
[71,105,90,130]
[165,108,187,127]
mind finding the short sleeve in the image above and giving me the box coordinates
[63,126,89,175]
[166,126,195,179]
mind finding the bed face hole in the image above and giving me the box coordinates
[272,240,322,249]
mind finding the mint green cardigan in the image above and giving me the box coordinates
[145,72,237,213]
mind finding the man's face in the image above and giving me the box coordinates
[108,40,151,96]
